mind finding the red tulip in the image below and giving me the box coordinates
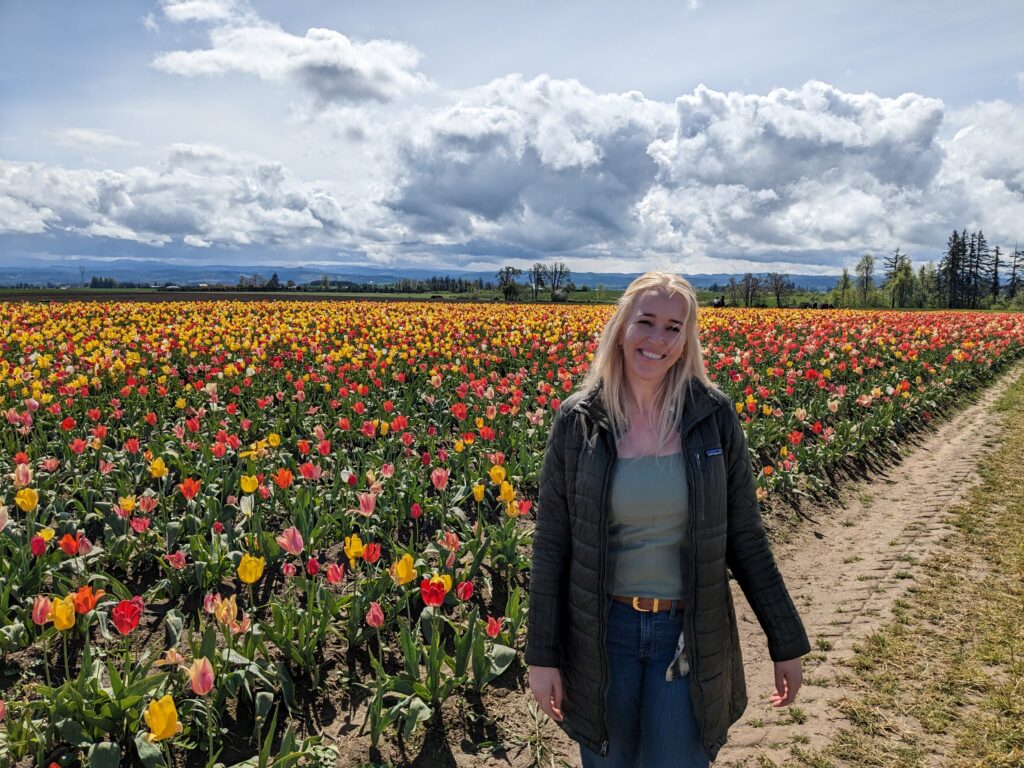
[326,563,344,584]
[420,578,446,607]
[179,478,202,500]
[366,601,384,628]
[456,581,474,601]
[112,597,144,635]
[485,616,503,638]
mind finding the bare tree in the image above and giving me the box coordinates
[854,254,875,307]
[547,261,571,300]
[726,276,741,307]
[528,263,547,301]
[740,273,762,307]
[765,272,794,308]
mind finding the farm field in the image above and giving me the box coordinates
[1,300,1023,767]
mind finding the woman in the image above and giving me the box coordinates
[526,272,809,767]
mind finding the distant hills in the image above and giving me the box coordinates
[0,258,839,292]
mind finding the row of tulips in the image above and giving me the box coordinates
[1,301,1023,765]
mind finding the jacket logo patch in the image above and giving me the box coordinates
[705,447,723,456]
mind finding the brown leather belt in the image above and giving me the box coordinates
[611,595,685,613]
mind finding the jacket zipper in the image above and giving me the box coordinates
[597,428,616,758]
[694,450,706,520]
[686,441,707,749]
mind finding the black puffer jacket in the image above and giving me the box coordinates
[525,380,810,760]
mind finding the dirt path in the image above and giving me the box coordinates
[716,359,1024,766]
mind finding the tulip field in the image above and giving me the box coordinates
[0,300,1023,767]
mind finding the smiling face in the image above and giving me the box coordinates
[619,288,688,395]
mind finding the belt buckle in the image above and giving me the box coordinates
[632,597,659,612]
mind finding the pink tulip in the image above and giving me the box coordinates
[326,563,344,584]
[276,526,304,556]
[188,657,215,696]
[0,506,8,533]
[282,562,297,578]
[430,467,450,491]
[356,491,377,517]
[366,601,384,628]
[32,595,51,625]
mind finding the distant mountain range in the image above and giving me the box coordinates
[0,258,840,292]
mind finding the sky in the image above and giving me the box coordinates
[1,0,1022,277]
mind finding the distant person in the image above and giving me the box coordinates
[527,272,809,767]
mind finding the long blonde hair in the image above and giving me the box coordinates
[579,272,711,448]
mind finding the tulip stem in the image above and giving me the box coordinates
[42,631,51,687]
[62,631,70,681]
[206,695,214,759]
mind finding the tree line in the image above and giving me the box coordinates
[710,232,1023,310]
[495,261,575,301]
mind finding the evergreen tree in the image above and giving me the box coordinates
[989,244,1001,303]
[1006,246,1022,301]
[854,254,875,307]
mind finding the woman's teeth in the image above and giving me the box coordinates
[639,349,665,360]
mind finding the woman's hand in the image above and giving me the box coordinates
[528,665,564,722]
[769,658,802,707]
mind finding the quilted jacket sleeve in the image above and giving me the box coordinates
[525,406,572,668]
[721,403,811,662]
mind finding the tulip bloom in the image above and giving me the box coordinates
[237,553,265,584]
[276,526,304,556]
[30,535,46,557]
[362,542,382,564]
[32,595,52,625]
[366,601,384,628]
[430,467,450,491]
[456,581,474,601]
[59,532,83,556]
[472,483,485,503]
[179,477,201,500]
[356,491,377,517]
[389,553,416,585]
[240,475,259,494]
[188,657,215,696]
[419,577,447,607]
[486,616,503,639]
[326,563,344,584]
[344,533,363,568]
[111,597,144,635]
[305,557,320,577]
[488,465,506,485]
[149,457,168,478]
[271,467,293,489]
[143,695,183,742]
[213,594,238,627]
[15,488,38,513]
[72,585,105,614]
[52,595,76,631]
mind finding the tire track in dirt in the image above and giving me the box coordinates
[716,359,1024,766]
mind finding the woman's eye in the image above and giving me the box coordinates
[637,319,652,326]
[668,326,681,333]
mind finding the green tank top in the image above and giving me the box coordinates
[607,452,687,599]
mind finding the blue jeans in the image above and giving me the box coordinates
[579,599,709,768]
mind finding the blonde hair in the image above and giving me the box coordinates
[579,272,711,449]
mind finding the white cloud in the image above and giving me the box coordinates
[153,11,432,106]
[56,128,139,150]
[160,0,239,23]
[142,13,160,33]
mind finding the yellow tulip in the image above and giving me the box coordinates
[454,440,464,453]
[472,483,485,503]
[39,526,55,542]
[389,553,416,585]
[267,433,281,447]
[52,595,76,631]
[488,466,506,485]
[344,534,363,568]
[240,475,259,494]
[15,488,39,513]
[213,594,238,626]
[143,694,183,742]
[149,457,168,479]
[237,553,265,584]
[175,398,186,409]
[499,481,515,504]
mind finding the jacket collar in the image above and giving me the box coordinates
[571,378,718,439]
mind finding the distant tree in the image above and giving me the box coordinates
[989,245,1001,303]
[726,276,742,307]
[547,261,571,299]
[854,254,875,307]
[496,266,523,300]
[740,273,761,307]
[266,273,281,291]
[528,263,547,301]
[765,272,794,308]
[1006,246,1022,301]
[836,268,852,307]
